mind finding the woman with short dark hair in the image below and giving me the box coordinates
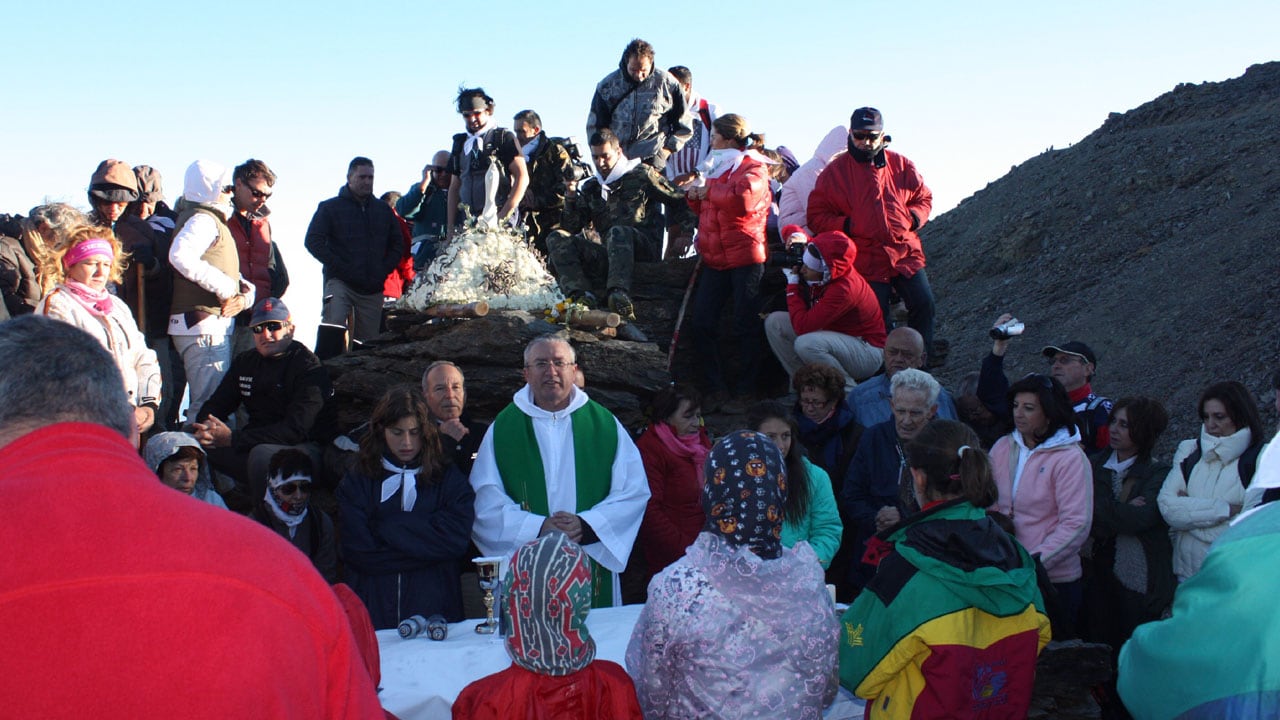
[634,384,711,581]
[989,373,1092,638]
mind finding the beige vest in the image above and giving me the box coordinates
[170,205,238,317]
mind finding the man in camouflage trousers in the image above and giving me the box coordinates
[513,109,575,256]
[546,129,694,321]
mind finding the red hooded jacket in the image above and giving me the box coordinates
[690,153,771,271]
[806,148,932,283]
[786,231,886,346]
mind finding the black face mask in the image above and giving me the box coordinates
[847,134,890,168]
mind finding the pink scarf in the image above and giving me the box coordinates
[59,280,115,317]
[651,421,711,482]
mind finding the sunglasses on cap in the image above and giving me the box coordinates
[251,321,286,334]
[277,481,313,495]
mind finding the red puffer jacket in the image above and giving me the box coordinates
[690,154,771,271]
[227,210,274,300]
[786,231,886,347]
[806,149,932,284]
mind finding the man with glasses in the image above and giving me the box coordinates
[807,107,936,359]
[396,150,452,269]
[468,334,650,608]
[192,297,334,511]
[846,327,958,427]
[227,159,287,359]
[1043,340,1112,450]
[249,448,337,583]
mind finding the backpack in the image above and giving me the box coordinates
[1179,438,1263,488]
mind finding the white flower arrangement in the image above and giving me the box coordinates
[399,218,564,313]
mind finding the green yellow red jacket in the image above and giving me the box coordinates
[839,499,1050,719]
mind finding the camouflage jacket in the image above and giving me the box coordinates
[561,163,695,241]
[520,134,575,214]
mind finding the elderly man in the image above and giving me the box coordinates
[420,360,488,475]
[0,315,381,717]
[469,334,650,607]
[842,368,942,595]
[847,327,957,427]
[586,38,691,170]
[304,156,404,344]
[193,297,334,506]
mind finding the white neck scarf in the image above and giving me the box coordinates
[381,456,419,511]
[593,156,642,201]
[264,487,308,536]
[463,124,493,156]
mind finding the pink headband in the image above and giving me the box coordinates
[63,238,114,269]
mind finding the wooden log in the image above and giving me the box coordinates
[566,308,620,329]
[424,301,490,318]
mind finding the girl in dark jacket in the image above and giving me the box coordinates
[337,385,475,629]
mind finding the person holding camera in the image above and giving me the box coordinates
[764,225,886,389]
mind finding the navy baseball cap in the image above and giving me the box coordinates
[850,107,883,132]
[250,297,291,326]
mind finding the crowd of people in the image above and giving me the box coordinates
[1,35,1278,720]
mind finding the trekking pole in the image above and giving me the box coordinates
[666,258,701,374]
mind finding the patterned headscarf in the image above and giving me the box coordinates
[503,533,596,676]
[702,430,788,560]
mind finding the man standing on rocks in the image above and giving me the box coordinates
[546,129,695,321]
[512,109,575,256]
[468,335,649,608]
[396,151,452,269]
[304,156,405,344]
[808,107,935,356]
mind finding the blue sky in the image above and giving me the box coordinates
[3,0,1275,340]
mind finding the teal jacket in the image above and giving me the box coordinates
[1118,501,1280,719]
[781,457,843,568]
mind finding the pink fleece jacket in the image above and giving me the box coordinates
[989,428,1093,583]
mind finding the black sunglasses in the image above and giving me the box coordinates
[247,186,272,200]
[251,321,285,334]
[851,131,882,141]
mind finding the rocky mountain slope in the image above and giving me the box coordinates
[923,61,1280,452]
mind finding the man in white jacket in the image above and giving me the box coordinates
[468,335,649,607]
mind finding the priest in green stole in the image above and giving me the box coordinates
[470,335,651,607]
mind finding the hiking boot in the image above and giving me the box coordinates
[607,289,635,321]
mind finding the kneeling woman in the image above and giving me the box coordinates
[337,386,475,629]
[840,420,1050,718]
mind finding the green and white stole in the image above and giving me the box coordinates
[492,399,618,607]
